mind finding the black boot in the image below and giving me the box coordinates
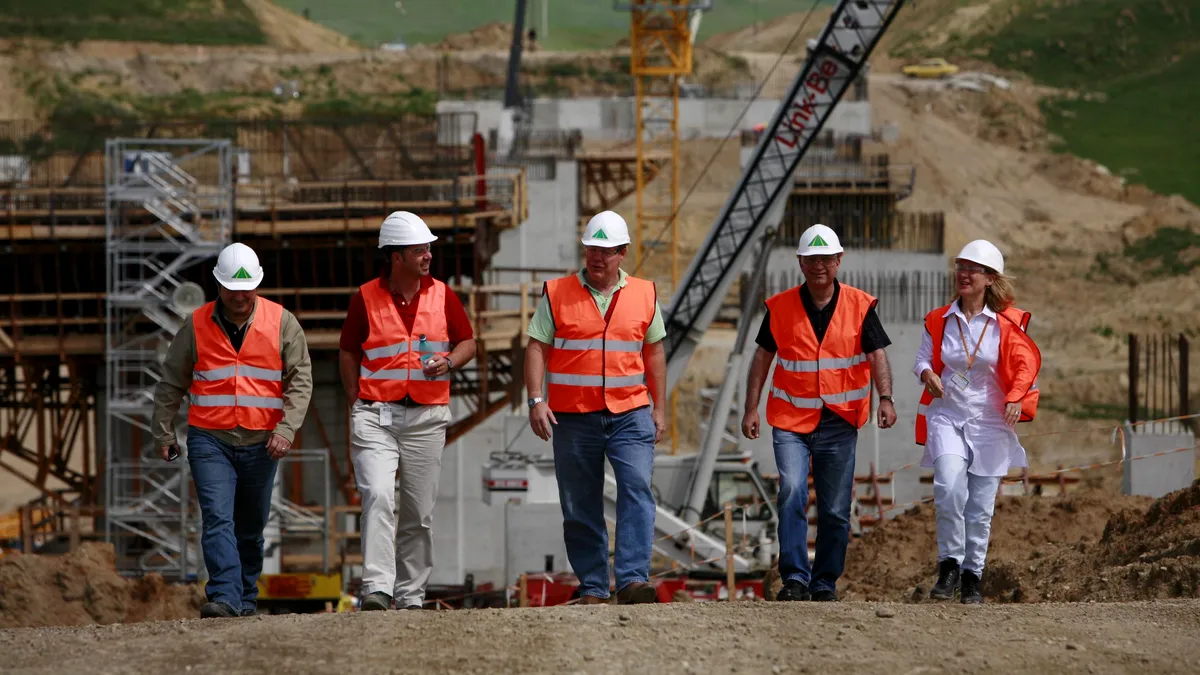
[776,580,811,601]
[929,558,960,601]
[960,570,983,605]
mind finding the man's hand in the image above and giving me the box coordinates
[529,401,557,442]
[1004,402,1022,427]
[422,355,452,379]
[266,433,292,460]
[741,409,760,440]
[921,370,944,398]
[651,407,666,444]
[158,445,173,461]
[878,400,897,429]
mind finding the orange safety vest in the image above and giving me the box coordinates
[765,284,875,434]
[188,298,285,431]
[357,278,451,405]
[914,304,1042,445]
[545,274,655,414]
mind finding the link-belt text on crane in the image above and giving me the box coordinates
[774,59,843,149]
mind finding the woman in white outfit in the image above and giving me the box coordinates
[912,240,1041,604]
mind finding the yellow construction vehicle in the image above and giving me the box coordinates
[901,57,960,79]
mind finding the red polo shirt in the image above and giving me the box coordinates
[339,275,474,353]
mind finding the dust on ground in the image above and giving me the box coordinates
[841,480,1200,604]
[1,600,1198,674]
[0,542,202,630]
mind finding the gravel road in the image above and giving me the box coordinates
[3,600,1199,674]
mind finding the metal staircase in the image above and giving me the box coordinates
[104,139,233,579]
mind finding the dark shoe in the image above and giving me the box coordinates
[960,571,983,605]
[579,595,609,605]
[929,558,961,601]
[776,580,810,602]
[810,589,837,602]
[240,608,257,617]
[398,604,423,610]
[360,591,392,611]
[200,601,238,619]
[616,582,657,605]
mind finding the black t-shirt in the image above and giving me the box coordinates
[755,280,892,424]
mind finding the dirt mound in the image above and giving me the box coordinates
[434,22,518,51]
[245,0,359,52]
[839,489,1153,602]
[0,543,203,629]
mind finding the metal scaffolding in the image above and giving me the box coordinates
[104,138,233,579]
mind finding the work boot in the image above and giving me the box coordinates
[929,558,961,601]
[616,582,657,605]
[810,589,837,602]
[360,591,392,611]
[579,595,609,605]
[776,580,810,602]
[240,607,257,617]
[199,601,238,619]
[960,571,983,605]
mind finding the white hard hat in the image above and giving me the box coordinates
[379,211,437,248]
[213,242,264,291]
[955,239,1004,274]
[581,210,631,247]
[796,223,843,256]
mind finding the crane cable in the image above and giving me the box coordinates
[632,0,826,277]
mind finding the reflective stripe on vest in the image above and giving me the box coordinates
[765,284,875,434]
[545,274,655,414]
[914,304,1042,445]
[187,298,286,431]
[357,278,452,405]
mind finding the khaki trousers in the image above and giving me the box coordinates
[351,400,450,606]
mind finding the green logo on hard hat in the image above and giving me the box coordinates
[232,267,252,280]
[810,234,829,247]
[593,229,608,240]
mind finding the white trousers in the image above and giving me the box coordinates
[933,453,1002,574]
[351,400,450,605]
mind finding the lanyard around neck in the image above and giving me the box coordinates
[954,314,990,371]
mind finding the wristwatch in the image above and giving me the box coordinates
[528,396,544,408]
[879,395,894,403]
[445,357,455,370]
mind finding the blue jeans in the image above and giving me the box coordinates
[187,428,278,612]
[552,406,656,599]
[772,414,858,594]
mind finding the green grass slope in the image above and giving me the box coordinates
[969,0,1199,204]
[273,0,828,50]
[0,0,267,45]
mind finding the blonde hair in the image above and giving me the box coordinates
[951,271,1016,312]
[985,273,1015,313]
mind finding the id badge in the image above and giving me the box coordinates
[380,404,393,428]
[950,372,971,390]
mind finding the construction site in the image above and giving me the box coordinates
[2,0,1200,672]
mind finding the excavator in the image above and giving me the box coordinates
[484,0,910,597]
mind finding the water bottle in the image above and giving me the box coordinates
[418,334,435,366]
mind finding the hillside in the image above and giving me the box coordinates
[0,0,268,45]
[880,0,1200,205]
[273,0,833,50]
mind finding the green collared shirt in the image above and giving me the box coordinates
[152,299,313,448]
[526,268,666,344]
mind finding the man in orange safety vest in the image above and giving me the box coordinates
[525,210,667,606]
[741,224,897,603]
[152,242,313,619]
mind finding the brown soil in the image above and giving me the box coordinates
[2,600,1199,674]
[840,482,1200,604]
[0,543,203,629]
[432,22,520,52]
[244,0,359,52]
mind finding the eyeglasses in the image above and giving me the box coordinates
[407,245,431,256]
[585,246,625,259]
[800,255,840,267]
[954,263,988,274]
